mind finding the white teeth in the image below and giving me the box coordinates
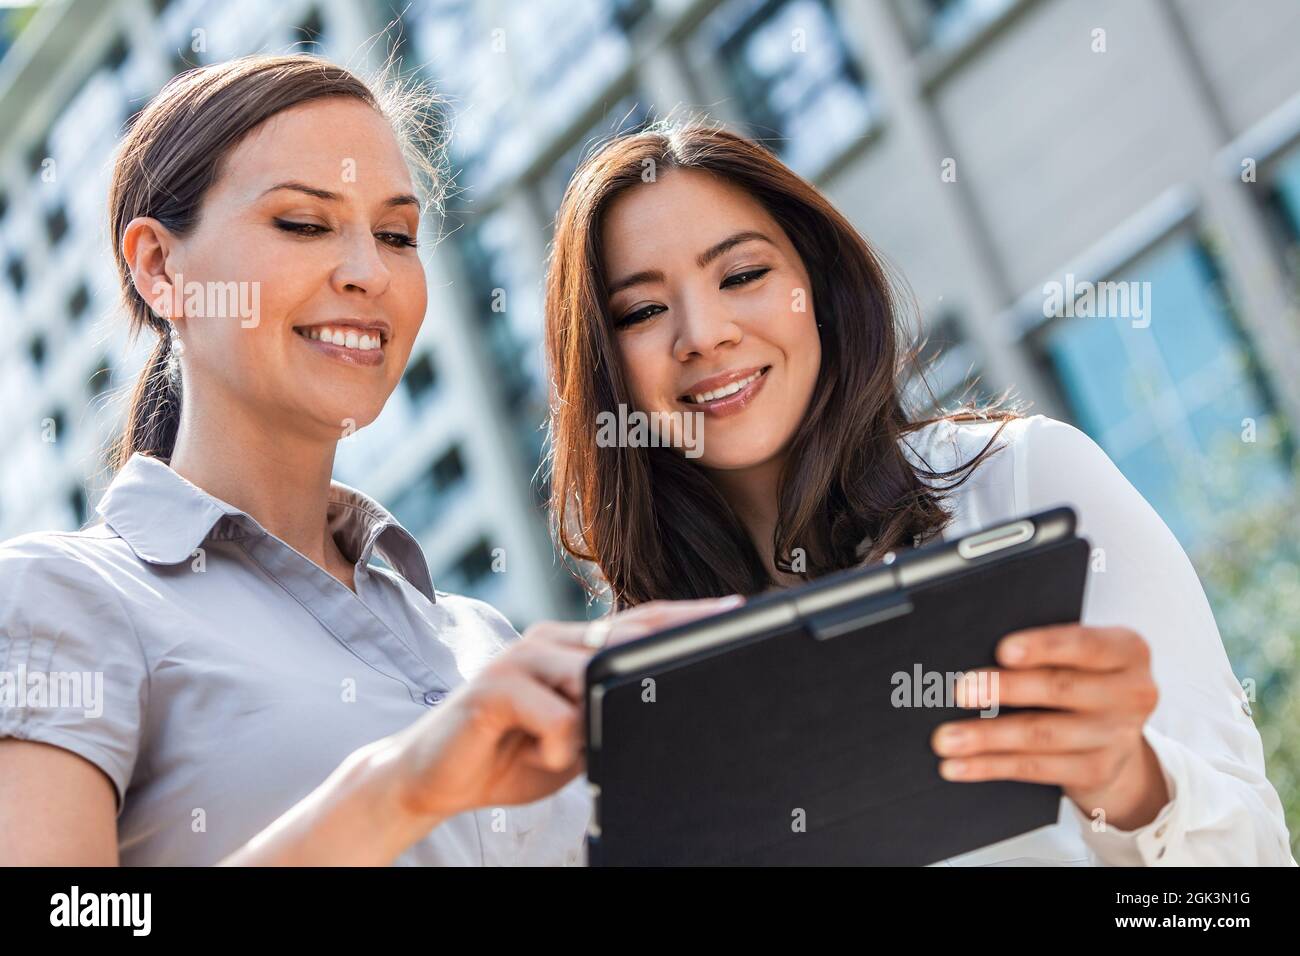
[689,369,762,404]
[296,326,384,351]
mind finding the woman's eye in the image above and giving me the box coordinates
[721,267,770,289]
[274,220,417,250]
[377,231,418,249]
[616,304,665,329]
[274,219,328,237]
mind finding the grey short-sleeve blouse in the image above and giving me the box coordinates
[0,453,590,866]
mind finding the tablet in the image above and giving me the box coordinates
[584,506,1090,866]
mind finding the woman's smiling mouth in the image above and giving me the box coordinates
[680,365,771,416]
[292,323,388,367]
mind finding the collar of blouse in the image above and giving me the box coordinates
[94,453,437,603]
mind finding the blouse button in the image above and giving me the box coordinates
[423,690,446,706]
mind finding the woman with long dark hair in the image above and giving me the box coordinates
[544,121,1294,865]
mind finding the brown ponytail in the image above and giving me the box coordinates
[114,331,182,467]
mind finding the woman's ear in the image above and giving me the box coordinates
[122,216,182,327]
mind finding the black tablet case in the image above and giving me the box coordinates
[586,525,1090,866]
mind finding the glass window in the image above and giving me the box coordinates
[101,34,129,72]
[1267,146,1300,283]
[27,135,50,176]
[406,0,646,196]
[7,255,25,293]
[893,0,1017,52]
[46,408,66,450]
[451,537,495,587]
[67,485,87,527]
[295,7,324,52]
[452,209,539,413]
[88,357,112,400]
[390,443,470,536]
[431,446,467,490]
[697,0,876,176]
[45,205,68,245]
[403,352,439,406]
[67,281,89,324]
[1037,232,1291,549]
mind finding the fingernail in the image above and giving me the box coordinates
[939,759,968,780]
[935,726,968,753]
[1001,637,1027,663]
[718,594,745,608]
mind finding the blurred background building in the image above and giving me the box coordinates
[2,0,1300,834]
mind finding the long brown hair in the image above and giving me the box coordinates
[106,53,443,472]
[544,121,1022,608]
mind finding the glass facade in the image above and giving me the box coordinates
[1039,233,1291,548]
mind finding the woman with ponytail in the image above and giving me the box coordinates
[0,54,734,866]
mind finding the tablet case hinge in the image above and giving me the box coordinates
[801,594,914,641]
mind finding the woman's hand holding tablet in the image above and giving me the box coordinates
[934,624,1168,832]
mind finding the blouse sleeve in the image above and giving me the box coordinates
[0,533,150,816]
[1014,414,1294,865]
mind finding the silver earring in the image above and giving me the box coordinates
[169,325,185,357]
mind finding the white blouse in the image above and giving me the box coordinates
[900,413,1294,865]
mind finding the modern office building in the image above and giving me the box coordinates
[3,0,1300,628]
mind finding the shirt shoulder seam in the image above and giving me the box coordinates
[33,534,154,790]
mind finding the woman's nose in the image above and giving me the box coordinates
[672,300,743,362]
[330,227,392,298]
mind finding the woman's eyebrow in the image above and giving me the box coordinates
[608,268,666,296]
[259,180,420,209]
[696,230,774,268]
[608,231,775,295]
